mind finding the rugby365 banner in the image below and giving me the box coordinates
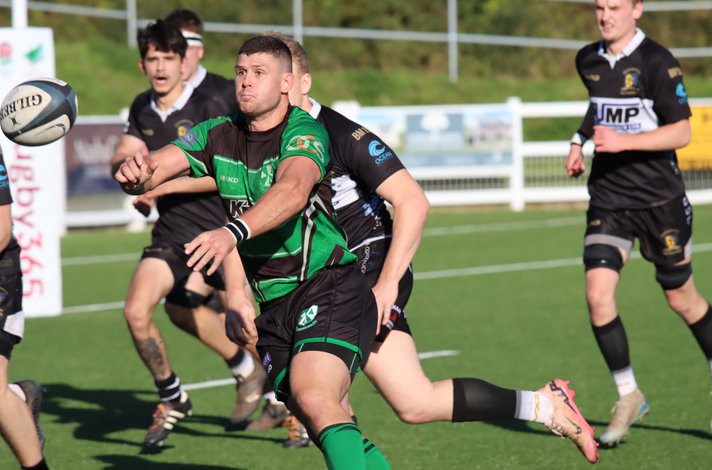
[0,27,64,317]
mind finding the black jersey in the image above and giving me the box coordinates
[310,101,405,251]
[125,86,229,247]
[576,30,691,209]
[0,146,21,276]
[195,70,237,115]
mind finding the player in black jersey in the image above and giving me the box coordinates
[567,0,712,446]
[110,20,265,448]
[164,9,236,114]
[0,145,49,470]
[267,32,599,463]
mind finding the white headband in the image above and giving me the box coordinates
[181,30,203,47]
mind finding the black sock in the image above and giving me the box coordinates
[22,458,49,470]
[225,349,246,370]
[155,373,182,402]
[452,378,517,422]
[592,315,631,372]
[689,305,712,361]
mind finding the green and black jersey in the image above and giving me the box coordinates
[173,106,356,302]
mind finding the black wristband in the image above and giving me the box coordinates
[224,218,250,242]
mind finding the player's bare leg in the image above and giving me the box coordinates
[123,257,191,447]
[0,358,45,468]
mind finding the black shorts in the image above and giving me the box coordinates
[256,264,377,402]
[141,243,226,297]
[585,195,693,267]
[353,241,413,342]
[0,272,24,359]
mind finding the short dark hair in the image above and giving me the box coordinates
[264,31,309,74]
[137,19,187,59]
[164,9,204,35]
[238,35,292,72]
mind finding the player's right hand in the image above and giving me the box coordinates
[565,145,586,178]
[114,152,159,194]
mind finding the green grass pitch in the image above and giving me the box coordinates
[2,205,711,469]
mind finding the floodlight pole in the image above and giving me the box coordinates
[12,0,28,28]
[293,0,303,45]
[448,0,458,83]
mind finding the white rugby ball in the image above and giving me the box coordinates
[0,78,78,146]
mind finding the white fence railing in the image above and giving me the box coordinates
[64,98,712,229]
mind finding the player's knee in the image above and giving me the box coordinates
[289,389,327,422]
[583,243,623,272]
[655,263,691,291]
[122,303,151,330]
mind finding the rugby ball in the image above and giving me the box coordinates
[0,78,78,146]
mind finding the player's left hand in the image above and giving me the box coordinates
[593,125,627,153]
[225,298,258,349]
[185,227,237,275]
[371,280,399,336]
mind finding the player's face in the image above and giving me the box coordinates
[235,52,291,119]
[182,45,203,81]
[595,0,643,53]
[141,45,185,96]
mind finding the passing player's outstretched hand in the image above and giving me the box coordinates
[114,152,159,194]
[185,227,237,275]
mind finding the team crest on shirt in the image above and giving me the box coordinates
[585,73,600,82]
[175,119,195,138]
[286,135,326,163]
[140,128,155,137]
[662,229,682,256]
[620,68,641,96]
[296,305,318,331]
[676,83,688,105]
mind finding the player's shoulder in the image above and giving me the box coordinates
[576,41,600,65]
[287,106,327,134]
[129,89,153,112]
[637,37,679,67]
[318,105,371,145]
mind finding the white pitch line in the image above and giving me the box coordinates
[422,216,581,237]
[58,243,712,314]
[181,349,460,391]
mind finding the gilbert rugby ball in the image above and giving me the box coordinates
[0,78,78,146]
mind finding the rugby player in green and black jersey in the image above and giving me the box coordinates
[0,144,49,470]
[110,20,265,448]
[115,35,389,470]
[566,0,712,446]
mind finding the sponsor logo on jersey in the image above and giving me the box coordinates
[588,219,602,227]
[668,67,683,79]
[368,140,393,165]
[676,83,688,105]
[351,126,370,141]
[286,135,326,162]
[620,68,641,96]
[585,74,600,82]
[140,128,154,137]
[662,229,682,256]
[593,102,641,131]
[263,352,272,374]
[296,305,318,331]
[0,164,9,189]
[228,199,252,218]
